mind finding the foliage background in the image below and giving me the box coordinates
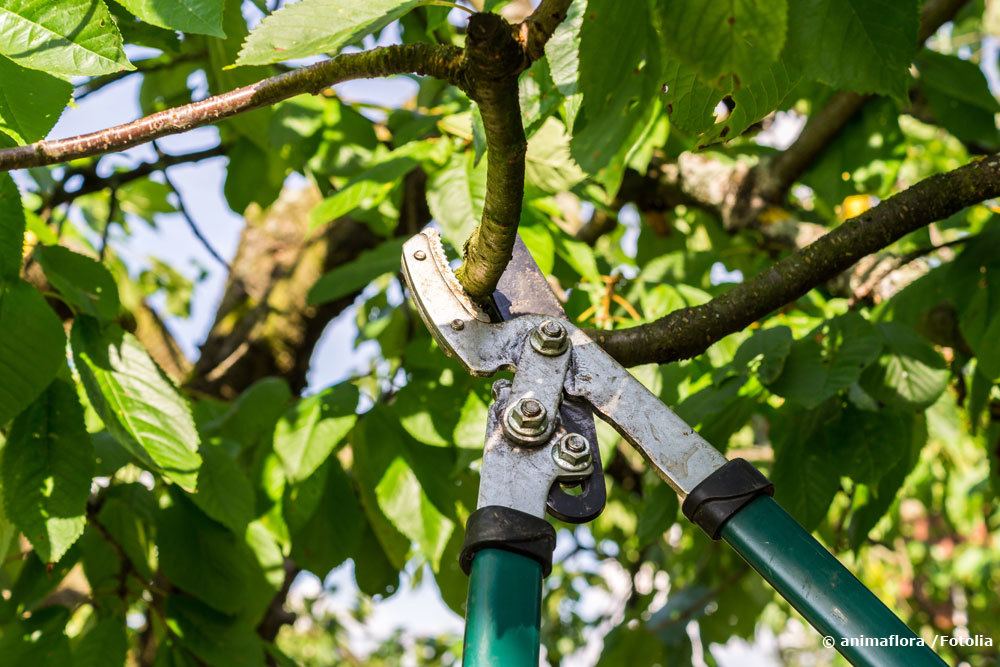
[0,0,999,665]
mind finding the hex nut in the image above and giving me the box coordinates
[530,319,569,356]
[508,397,547,435]
[554,433,592,469]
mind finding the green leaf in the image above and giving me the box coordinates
[164,595,265,666]
[915,50,1000,151]
[654,0,787,82]
[0,172,25,283]
[35,246,120,322]
[525,117,586,194]
[192,444,255,534]
[848,415,924,548]
[1,379,93,563]
[0,0,133,79]
[733,326,792,384]
[573,0,660,173]
[351,407,416,568]
[222,139,285,213]
[0,281,66,425]
[73,615,127,667]
[636,475,678,547]
[697,60,801,146]
[200,377,291,448]
[426,148,487,248]
[543,0,584,95]
[288,458,363,574]
[158,494,271,618]
[768,313,883,408]
[236,0,428,66]
[0,56,70,144]
[375,456,453,570]
[308,238,407,307]
[117,178,175,218]
[95,490,155,578]
[770,405,843,530]
[111,0,224,37]
[71,319,202,491]
[273,383,358,482]
[309,155,421,229]
[785,0,918,100]
[862,324,948,410]
[660,60,720,136]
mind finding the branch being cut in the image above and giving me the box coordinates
[0,44,464,172]
[593,153,1000,367]
[454,3,572,300]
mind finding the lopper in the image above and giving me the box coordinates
[400,229,946,667]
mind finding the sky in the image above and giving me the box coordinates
[28,4,1000,665]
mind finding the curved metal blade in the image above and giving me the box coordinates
[493,235,607,524]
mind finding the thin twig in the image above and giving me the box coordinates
[99,188,119,261]
[152,142,231,271]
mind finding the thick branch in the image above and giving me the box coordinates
[594,154,1000,366]
[0,44,464,172]
[452,2,572,300]
[454,13,529,301]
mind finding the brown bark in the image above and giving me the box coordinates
[594,153,1000,366]
[187,186,380,399]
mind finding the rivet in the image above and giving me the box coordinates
[414,250,427,260]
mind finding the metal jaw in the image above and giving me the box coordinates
[401,229,727,519]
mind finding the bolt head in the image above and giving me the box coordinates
[509,397,547,433]
[530,319,569,356]
[450,318,465,331]
[555,433,591,467]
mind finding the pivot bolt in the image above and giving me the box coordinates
[450,318,465,331]
[506,397,549,439]
[530,319,569,356]
[553,433,592,470]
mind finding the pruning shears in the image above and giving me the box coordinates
[401,230,946,667]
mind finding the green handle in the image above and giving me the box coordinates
[463,548,542,667]
[721,496,946,666]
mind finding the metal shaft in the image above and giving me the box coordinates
[463,549,542,667]
[721,497,946,666]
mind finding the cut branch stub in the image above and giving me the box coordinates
[454,13,529,303]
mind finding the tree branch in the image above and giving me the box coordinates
[454,3,573,300]
[0,44,464,172]
[46,145,227,209]
[593,154,1000,366]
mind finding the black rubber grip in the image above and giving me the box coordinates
[459,505,557,577]
[682,458,774,539]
